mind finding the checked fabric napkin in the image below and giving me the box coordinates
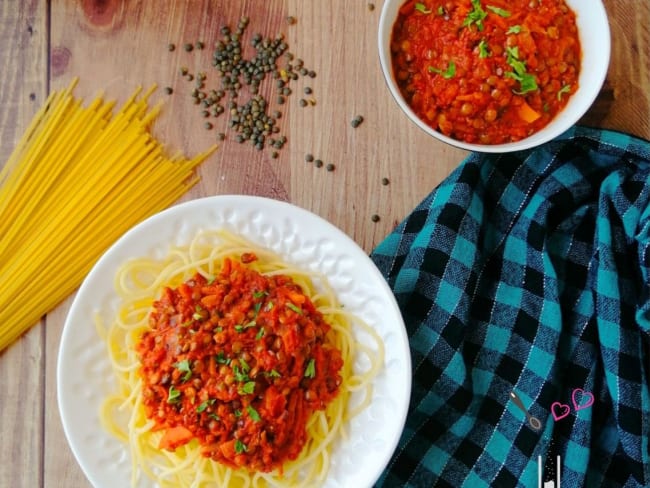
[371,127,650,487]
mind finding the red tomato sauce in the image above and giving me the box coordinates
[391,0,581,144]
[136,256,344,472]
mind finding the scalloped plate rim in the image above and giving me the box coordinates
[57,195,411,488]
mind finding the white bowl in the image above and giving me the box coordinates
[378,0,611,153]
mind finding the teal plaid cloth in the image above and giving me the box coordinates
[371,127,650,487]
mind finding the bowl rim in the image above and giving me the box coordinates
[377,0,612,153]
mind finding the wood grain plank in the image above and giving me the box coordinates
[0,1,48,487]
[36,0,650,486]
[580,0,650,138]
[285,0,466,251]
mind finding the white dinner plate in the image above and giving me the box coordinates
[57,195,411,488]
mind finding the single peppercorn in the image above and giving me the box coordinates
[326,163,335,172]
[381,177,390,185]
[184,43,193,52]
[164,86,173,95]
[314,159,323,168]
[305,154,314,162]
[168,43,176,52]
[371,214,380,222]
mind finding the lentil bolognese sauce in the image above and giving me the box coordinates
[391,0,581,144]
[137,255,343,473]
[99,229,384,487]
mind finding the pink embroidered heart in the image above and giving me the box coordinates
[551,402,571,421]
[572,388,594,411]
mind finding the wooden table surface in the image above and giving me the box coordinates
[0,1,648,486]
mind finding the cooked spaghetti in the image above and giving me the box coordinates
[0,78,215,351]
[98,229,384,487]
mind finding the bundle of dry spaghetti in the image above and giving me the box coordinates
[0,78,215,351]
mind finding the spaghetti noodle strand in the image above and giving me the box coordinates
[0,80,216,351]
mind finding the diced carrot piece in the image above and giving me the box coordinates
[517,100,541,123]
[158,425,193,451]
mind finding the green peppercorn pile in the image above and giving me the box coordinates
[168,16,318,157]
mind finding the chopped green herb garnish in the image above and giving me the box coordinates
[286,302,303,314]
[304,358,316,379]
[235,439,248,454]
[192,305,206,321]
[268,369,281,378]
[255,327,265,340]
[253,290,268,299]
[239,381,256,395]
[181,320,193,327]
[208,413,220,421]
[239,357,251,373]
[216,351,231,365]
[174,359,192,382]
[414,2,431,14]
[437,5,445,15]
[207,276,216,285]
[557,84,571,100]
[247,405,261,422]
[478,39,490,58]
[505,45,538,94]
[197,399,215,413]
[253,302,262,316]
[487,5,510,17]
[167,385,181,404]
[463,0,487,31]
[234,409,242,417]
[233,365,249,383]
[507,25,522,34]
[428,60,456,79]
[235,320,257,333]
[265,301,275,311]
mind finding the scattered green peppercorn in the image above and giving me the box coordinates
[368,3,375,11]
[168,43,176,52]
[299,99,307,107]
[305,154,314,162]
[271,151,279,158]
[326,163,335,172]
[217,133,226,141]
[308,70,316,78]
[286,16,296,25]
[304,87,312,95]
[314,159,323,168]
[170,16,317,155]
[179,66,188,75]
[381,177,390,185]
[204,122,213,130]
[164,86,173,95]
[371,214,380,222]
[351,115,364,128]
